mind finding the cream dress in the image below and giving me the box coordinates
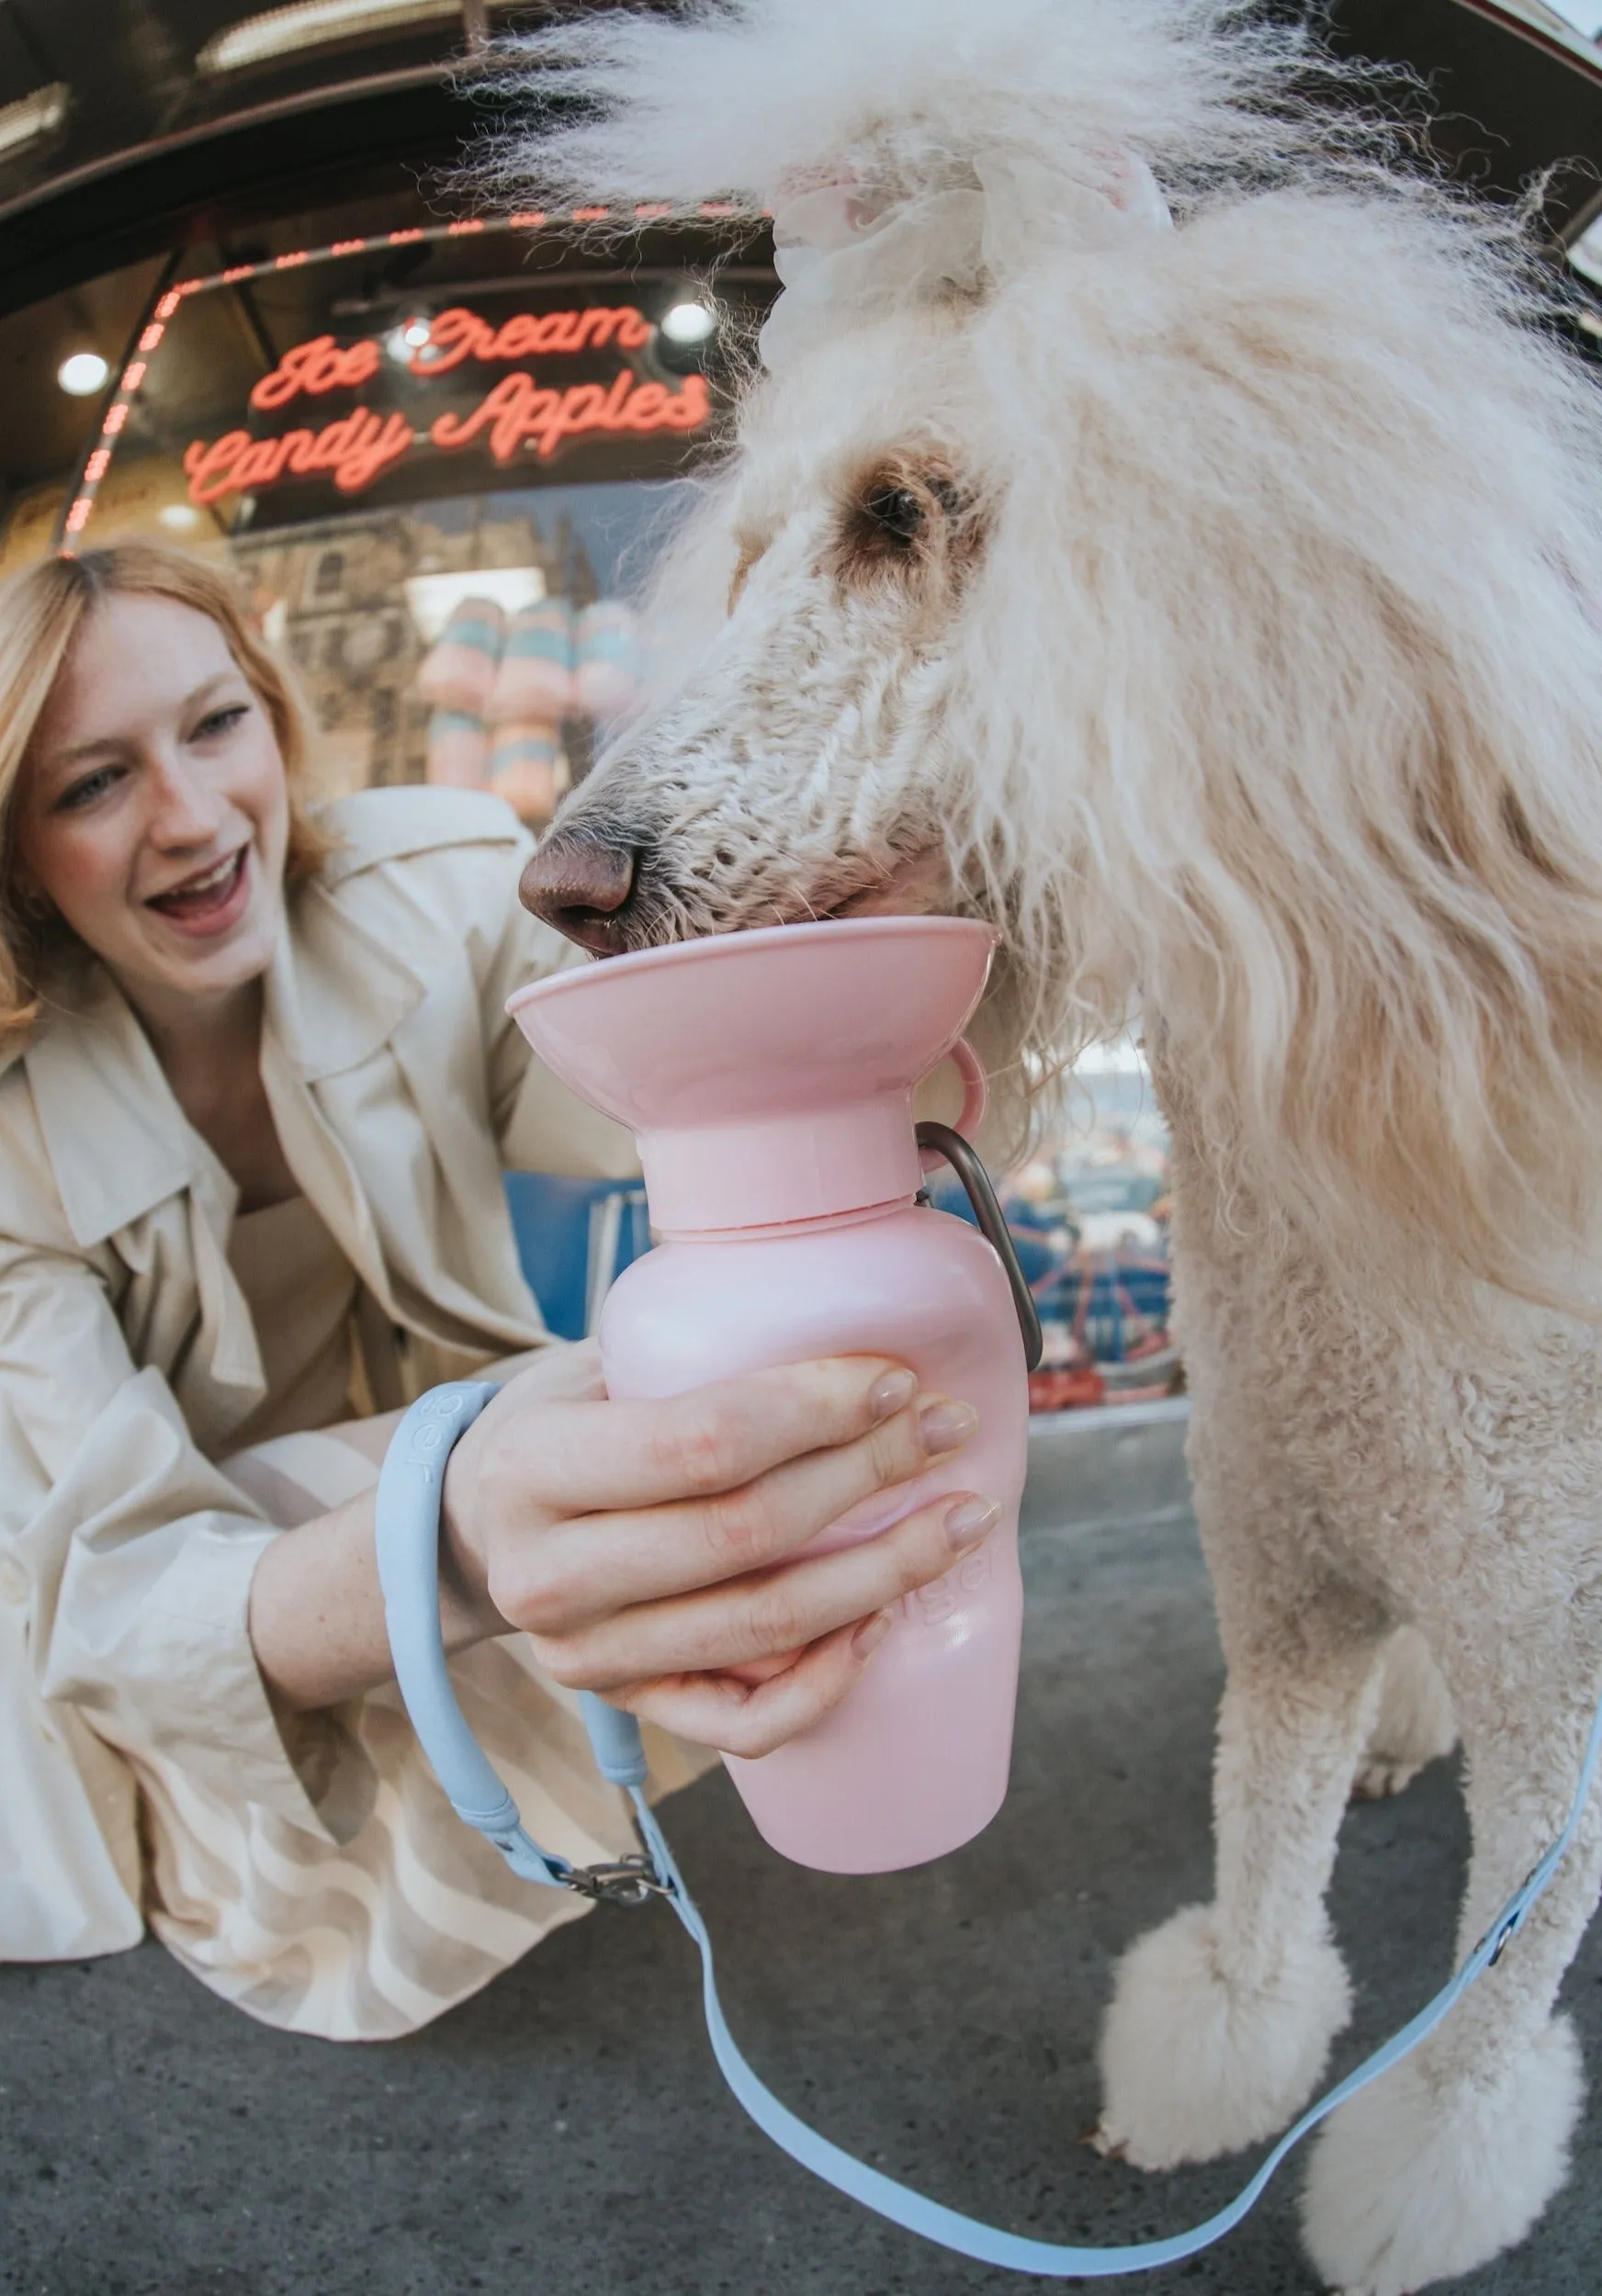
[0,786,710,2039]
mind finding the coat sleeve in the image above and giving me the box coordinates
[0,1210,338,1842]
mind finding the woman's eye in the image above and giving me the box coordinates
[193,702,250,741]
[55,764,123,812]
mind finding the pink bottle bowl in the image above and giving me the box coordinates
[507,917,1030,1874]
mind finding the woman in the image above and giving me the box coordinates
[0,543,998,2039]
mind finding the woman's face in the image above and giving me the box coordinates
[17,592,289,1019]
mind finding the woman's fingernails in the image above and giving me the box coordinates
[852,1607,895,1659]
[919,1398,979,1455]
[945,1495,1000,1549]
[869,1368,918,1421]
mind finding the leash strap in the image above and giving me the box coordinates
[375,1380,1602,2277]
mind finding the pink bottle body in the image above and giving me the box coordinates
[599,1198,1029,1874]
[506,913,1026,1874]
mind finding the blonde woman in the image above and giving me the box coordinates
[0,543,996,2039]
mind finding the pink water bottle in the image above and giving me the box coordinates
[507,917,1034,1874]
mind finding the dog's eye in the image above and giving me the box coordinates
[832,465,976,591]
[862,485,925,547]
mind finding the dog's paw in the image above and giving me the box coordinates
[1350,1752,1428,1801]
[1302,2015,1583,2295]
[1352,1629,1456,1804]
[1094,1904,1351,2168]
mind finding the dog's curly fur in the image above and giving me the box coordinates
[496,4,1602,2285]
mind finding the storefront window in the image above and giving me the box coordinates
[17,205,767,827]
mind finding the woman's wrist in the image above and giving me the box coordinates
[250,1457,500,1713]
[438,1427,507,1649]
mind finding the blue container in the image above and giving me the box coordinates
[504,1173,652,1342]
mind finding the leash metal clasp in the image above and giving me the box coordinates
[563,1851,675,1907]
[1481,1863,1543,1966]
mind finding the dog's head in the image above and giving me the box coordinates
[524,314,992,954]
[502,1,1294,1052]
[498,0,1602,1302]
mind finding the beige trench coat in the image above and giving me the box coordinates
[0,785,684,2031]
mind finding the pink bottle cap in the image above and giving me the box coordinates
[507,916,997,1232]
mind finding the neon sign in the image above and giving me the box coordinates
[61,208,759,552]
[185,302,710,507]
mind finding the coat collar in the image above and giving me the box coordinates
[26,965,197,1249]
[264,873,425,1085]
[22,885,426,1249]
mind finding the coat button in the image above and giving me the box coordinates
[0,1555,28,1604]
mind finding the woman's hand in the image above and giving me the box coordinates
[440,1345,998,1758]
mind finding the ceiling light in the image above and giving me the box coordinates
[57,352,109,397]
[660,300,717,345]
[198,0,460,73]
[0,82,68,162]
[159,502,202,530]
[386,314,434,365]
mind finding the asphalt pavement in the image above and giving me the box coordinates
[5,1409,1600,2296]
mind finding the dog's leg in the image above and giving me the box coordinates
[1302,1658,1597,2296]
[1352,1626,1457,1802]
[1095,1555,1386,2168]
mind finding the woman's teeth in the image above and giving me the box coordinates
[149,850,245,913]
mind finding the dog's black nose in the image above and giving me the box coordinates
[520,835,638,954]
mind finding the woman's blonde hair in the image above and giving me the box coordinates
[0,540,333,1050]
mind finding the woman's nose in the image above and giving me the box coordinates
[520,835,638,954]
[146,758,229,846]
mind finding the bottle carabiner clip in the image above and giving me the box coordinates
[915,1120,1044,1372]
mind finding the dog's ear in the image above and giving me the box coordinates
[1163,591,1602,1317]
[951,196,1602,1318]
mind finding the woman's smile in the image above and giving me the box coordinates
[144,843,254,937]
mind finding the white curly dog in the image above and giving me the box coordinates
[502,5,1602,2289]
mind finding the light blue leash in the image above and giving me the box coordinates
[376,1380,1602,2277]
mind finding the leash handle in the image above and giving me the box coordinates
[373,1380,653,1899]
[376,1381,1602,2278]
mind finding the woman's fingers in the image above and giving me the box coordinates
[492,1387,979,1630]
[524,1489,1001,1693]
[441,1338,610,1593]
[603,1613,897,1760]
[482,1354,919,1522]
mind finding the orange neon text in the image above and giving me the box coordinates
[182,364,708,505]
[251,336,383,411]
[410,304,652,376]
[184,409,414,502]
[430,370,709,463]
[247,307,657,411]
